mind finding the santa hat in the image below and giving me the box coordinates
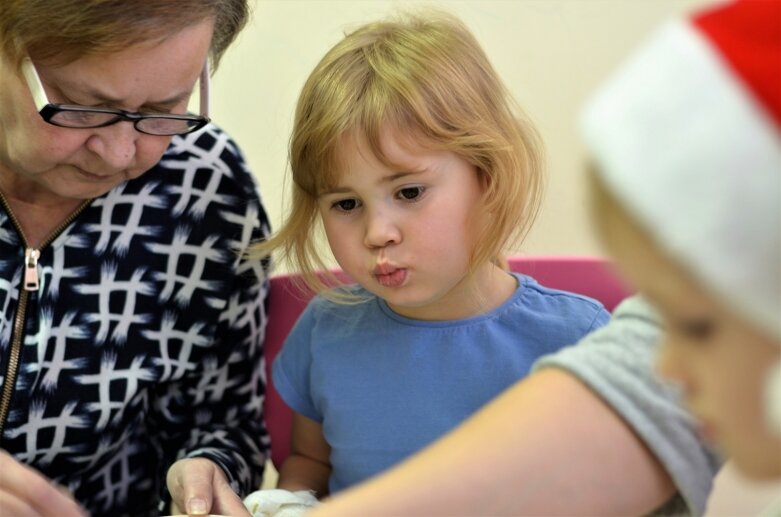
[581,0,780,341]
[581,0,780,430]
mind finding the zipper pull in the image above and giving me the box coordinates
[24,248,40,291]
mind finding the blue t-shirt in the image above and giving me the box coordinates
[273,272,610,493]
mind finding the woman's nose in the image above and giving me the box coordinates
[85,121,138,170]
[363,209,402,248]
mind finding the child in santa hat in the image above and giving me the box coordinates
[585,0,780,493]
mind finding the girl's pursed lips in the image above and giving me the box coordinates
[373,263,402,275]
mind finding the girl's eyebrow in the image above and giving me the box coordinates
[381,170,423,183]
[318,186,352,196]
[319,169,428,196]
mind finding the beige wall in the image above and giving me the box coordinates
[211,0,718,268]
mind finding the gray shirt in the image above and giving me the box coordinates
[534,295,722,516]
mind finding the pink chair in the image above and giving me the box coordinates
[262,256,631,470]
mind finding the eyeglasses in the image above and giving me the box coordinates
[20,57,211,136]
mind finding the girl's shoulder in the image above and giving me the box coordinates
[289,284,411,341]
[515,273,605,309]
[510,273,610,330]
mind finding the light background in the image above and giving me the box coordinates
[224,2,781,511]
[210,0,719,271]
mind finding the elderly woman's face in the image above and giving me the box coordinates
[0,19,213,203]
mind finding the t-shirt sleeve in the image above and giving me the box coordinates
[272,301,323,422]
[532,295,722,516]
[589,305,612,333]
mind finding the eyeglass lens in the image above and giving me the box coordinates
[49,110,202,135]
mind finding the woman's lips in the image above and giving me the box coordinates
[373,265,408,287]
[75,167,119,181]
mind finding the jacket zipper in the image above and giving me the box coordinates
[24,248,41,291]
[0,193,91,439]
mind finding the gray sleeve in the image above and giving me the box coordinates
[533,295,722,516]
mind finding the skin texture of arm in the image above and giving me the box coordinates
[277,412,332,497]
[308,368,675,516]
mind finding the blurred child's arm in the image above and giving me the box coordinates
[306,367,674,516]
[277,412,332,497]
[306,295,721,516]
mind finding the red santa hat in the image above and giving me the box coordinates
[581,0,780,342]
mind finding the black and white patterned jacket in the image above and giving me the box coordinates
[0,125,270,516]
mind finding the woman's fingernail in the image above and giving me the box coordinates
[187,497,208,514]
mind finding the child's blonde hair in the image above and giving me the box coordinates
[254,10,544,294]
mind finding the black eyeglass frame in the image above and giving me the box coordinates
[21,56,211,136]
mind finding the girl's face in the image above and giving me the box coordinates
[318,129,504,321]
[599,195,781,479]
[0,19,213,205]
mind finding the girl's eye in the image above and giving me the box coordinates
[332,198,360,212]
[397,186,425,201]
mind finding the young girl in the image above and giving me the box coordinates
[583,0,780,511]
[251,11,610,502]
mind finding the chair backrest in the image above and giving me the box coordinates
[262,256,631,470]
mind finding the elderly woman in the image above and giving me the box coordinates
[0,2,269,516]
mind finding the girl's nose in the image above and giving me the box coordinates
[363,209,402,248]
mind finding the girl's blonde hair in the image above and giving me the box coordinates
[0,0,249,70]
[254,11,544,295]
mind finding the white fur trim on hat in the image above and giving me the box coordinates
[581,18,781,340]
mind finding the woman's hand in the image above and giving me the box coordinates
[167,457,251,516]
[0,450,86,517]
